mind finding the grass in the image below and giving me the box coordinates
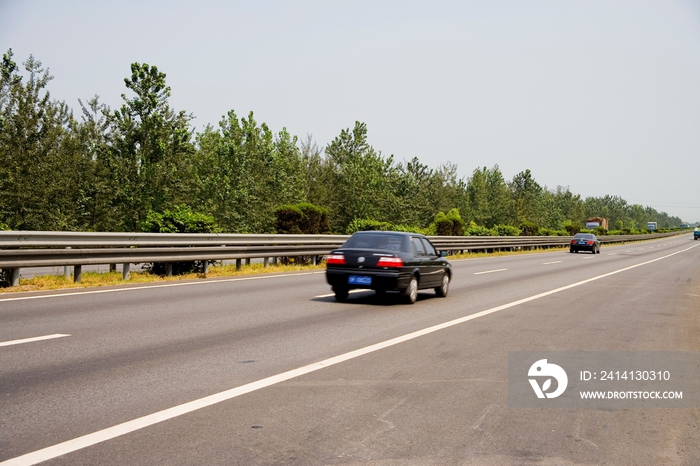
[0,262,326,294]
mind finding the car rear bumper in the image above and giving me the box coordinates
[570,245,596,251]
[325,268,410,291]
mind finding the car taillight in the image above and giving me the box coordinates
[377,256,403,268]
[326,254,346,265]
[587,241,594,245]
[570,239,576,244]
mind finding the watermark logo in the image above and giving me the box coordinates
[528,359,568,399]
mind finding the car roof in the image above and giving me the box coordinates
[351,231,421,238]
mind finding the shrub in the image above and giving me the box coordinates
[434,212,453,236]
[493,224,521,236]
[297,203,331,234]
[465,221,495,236]
[519,221,539,236]
[392,224,431,234]
[446,209,465,236]
[275,203,330,234]
[0,222,9,231]
[142,205,219,234]
[346,218,393,234]
[141,205,219,275]
[561,221,580,236]
[537,228,557,236]
[346,219,429,235]
[274,205,304,234]
[592,226,608,236]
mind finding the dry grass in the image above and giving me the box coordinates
[0,262,325,294]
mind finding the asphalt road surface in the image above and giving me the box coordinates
[1,234,699,465]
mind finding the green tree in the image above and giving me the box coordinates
[323,122,397,232]
[466,165,509,227]
[192,111,306,233]
[0,50,87,230]
[106,63,196,231]
[509,169,543,225]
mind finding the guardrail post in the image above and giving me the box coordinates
[245,258,251,266]
[203,261,209,274]
[74,265,82,283]
[165,263,173,277]
[64,247,71,279]
[10,268,19,287]
[236,259,241,271]
[123,263,130,280]
[273,256,278,265]
[109,264,116,272]
[264,257,269,268]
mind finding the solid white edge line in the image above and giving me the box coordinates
[543,261,562,265]
[0,272,326,303]
[473,268,507,275]
[0,334,70,348]
[3,243,698,466]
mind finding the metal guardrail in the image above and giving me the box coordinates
[0,230,684,286]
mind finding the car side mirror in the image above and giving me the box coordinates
[440,251,448,257]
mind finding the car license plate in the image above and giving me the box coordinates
[578,241,586,245]
[348,275,372,285]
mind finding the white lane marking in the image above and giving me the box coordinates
[687,294,700,297]
[473,268,507,275]
[0,272,326,303]
[608,253,617,256]
[543,261,562,265]
[315,289,370,298]
[3,243,699,466]
[0,334,70,348]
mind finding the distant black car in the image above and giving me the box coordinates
[570,233,600,254]
[325,231,452,304]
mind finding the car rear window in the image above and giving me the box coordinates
[343,233,405,251]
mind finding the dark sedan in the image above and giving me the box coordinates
[570,233,600,254]
[325,231,452,304]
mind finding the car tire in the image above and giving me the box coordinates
[403,276,418,304]
[569,248,574,253]
[333,287,349,302]
[435,273,449,297]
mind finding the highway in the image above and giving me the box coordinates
[1,234,699,465]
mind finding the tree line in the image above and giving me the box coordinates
[0,50,683,235]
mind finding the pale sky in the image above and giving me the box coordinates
[2,0,699,222]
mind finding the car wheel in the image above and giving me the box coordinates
[403,276,418,304]
[569,248,574,253]
[435,273,449,297]
[333,287,349,302]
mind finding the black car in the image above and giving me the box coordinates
[325,231,452,304]
[569,233,600,254]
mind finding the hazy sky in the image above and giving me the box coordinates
[2,0,699,222]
